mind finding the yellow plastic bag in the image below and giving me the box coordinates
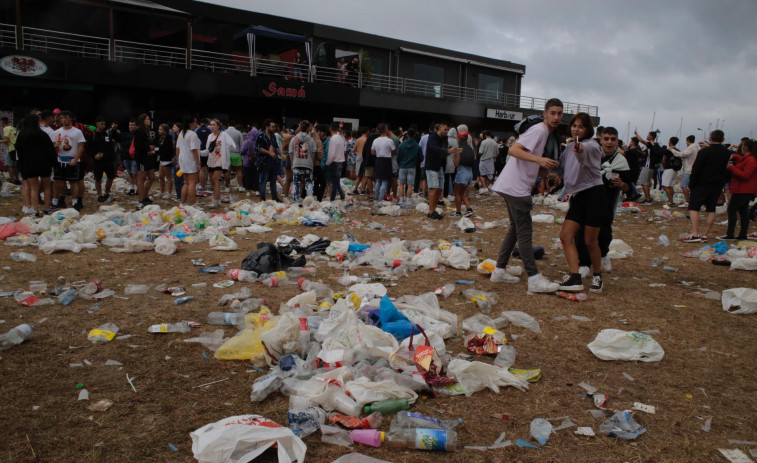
[215,307,276,365]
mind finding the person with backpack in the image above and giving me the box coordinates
[255,119,281,202]
[452,130,476,217]
[291,120,316,203]
[489,98,562,293]
[660,137,682,207]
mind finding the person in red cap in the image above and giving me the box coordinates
[452,130,476,217]
[52,108,62,130]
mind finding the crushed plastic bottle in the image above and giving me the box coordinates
[174,296,194,305]
[663,266,678,272]
[10,251,37,262]
[57,288,79,306]
[434,283,456,298]
[87,323,119,343]
[124,284,149,295]
[658,234,670,247]
[530,418,553,445]
[206,312,244,326]
[80,280,102,297]
[0,324,33,350]
[251,371,284,402]
[384,428,457,451]
[288,406,326,437]
[147,322,191,333]
[261,276,287,287]
[392,411,463,430]
[298,278,333,299]
[226,269,258,282]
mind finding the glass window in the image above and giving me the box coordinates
[478,73,504,102]
[412,63,444,98]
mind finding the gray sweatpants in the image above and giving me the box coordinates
[496,193,539,277]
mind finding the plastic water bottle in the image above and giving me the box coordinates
[393,411,463,430]
[173,296,194,305]
[10,251,37,262]
[320,385,363,416]
[287,407,326,437]
[472,295,492,313]
[287,267,317,277]
[658,234,670,247]
[384,428,457,451]
[261,276,286,287]
[147,322,191,333]
[250,372,284,402]
[87,322,119,343]
[206,312,244,326]
[58,288,79,306]
[227,269,258,282]
[231,298,267,314]
[434,283,455,298]
[363,398,409,415]
[80,280,102,296]
[0,324,33,350]
[297,278,332,299]
[530,418,553,445]
[493,344,517,369]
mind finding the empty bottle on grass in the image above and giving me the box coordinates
[393,411,463,430]
[80,280,102,296]
[58,288,79,306]
[434,283,455,298]
[251,371,284,401]
[10,251,37,262]
[147,322,191,333]
[227,269,258,282]
[298,278,332,298]
[207,312,244,326]
[0,324,33,350]
[363,398,409,414]
[530,418,553,445]
[384,428,457,451]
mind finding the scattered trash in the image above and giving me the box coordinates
[574,426,595,436]
[718,449,753,463]
[599,410,646,440]
[88,399,113,411]
[587,329,665,362]
[0,324,33,350]
[530,418,553,445]
[721,288,757,314]
[633,402,656,414]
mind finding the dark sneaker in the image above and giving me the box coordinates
[559,274,584,291]
[97,195,106,202]
[717,235,735,240]
[681,234,703,243]
[73,201,83,212]
[451,211,462,218]
[464,209,474,217]
[590,275,603,293]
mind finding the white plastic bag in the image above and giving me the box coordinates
[721,288,757,314]
[587,329,664,362]
[110,239,154,253]
[498,311,542,334]
[730,258,757,271]
[412,248,440,269]
[477,258,497,274]
[190,415,306,463]
[39,239,83,254]
[442,246,470,269]
[456,217,476,231]
[260,312,301,361]
[344,377,418,406]
[210,234,238,251]
[607,239,633,259]
[154,235,180,255]
[446,359,529,396]
[531,214,555,223]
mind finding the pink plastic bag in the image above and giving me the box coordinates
[0,222,30,240]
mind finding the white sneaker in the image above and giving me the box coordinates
[491,268,519,283]
[601,256,612,272]
[579,266,591,279]
[527,274,560,293]
[207,199,218,208]
[678,202,689,208]
[22,206,33,215]
[479,188,489,195]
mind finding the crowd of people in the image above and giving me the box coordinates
[2,103,756,293]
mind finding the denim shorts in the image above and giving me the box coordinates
[454,165,473,185]
[398,167,416,185]
[123,158,138,175]
[425,168,444,189]
[680,172,691,189]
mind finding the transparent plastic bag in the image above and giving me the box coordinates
[154,234,181,255]
[446,359,529,396]
[209,234,238,251]
[587,329,664,362]
[721,287,757,314]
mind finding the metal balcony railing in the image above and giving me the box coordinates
[114,39,186,67]
[3,23,599,117]
[0,23,16,49]
[22,27,109,60]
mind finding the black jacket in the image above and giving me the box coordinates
[690,143,730,188]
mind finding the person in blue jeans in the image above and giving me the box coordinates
[325,122,346,201]
[255,119,281,202]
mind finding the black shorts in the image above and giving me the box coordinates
[688,185,721,213]
[207,166,227,173]
[94,161,116,180]
[53,162,81,182]
[138,156,156,172]
[200,156,209,168]
[20,166,51,180]
[566,184,607,228]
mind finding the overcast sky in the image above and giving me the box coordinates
[211,0,757,144]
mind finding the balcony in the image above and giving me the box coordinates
[3,24,598,117]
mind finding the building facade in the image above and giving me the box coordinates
[0,0,598,134]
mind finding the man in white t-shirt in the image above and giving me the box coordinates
[670,134,700,207]
[478,130,499,193]
[52,111,86,211]
[371,123,397,201]
[490,99,563,293]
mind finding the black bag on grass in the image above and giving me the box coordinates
[241,242,305,274]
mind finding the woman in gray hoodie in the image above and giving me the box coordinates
[291,120,317,202]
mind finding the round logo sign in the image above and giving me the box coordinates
[0,55,47,77]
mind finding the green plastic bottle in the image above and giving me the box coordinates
[363,398,409,414]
